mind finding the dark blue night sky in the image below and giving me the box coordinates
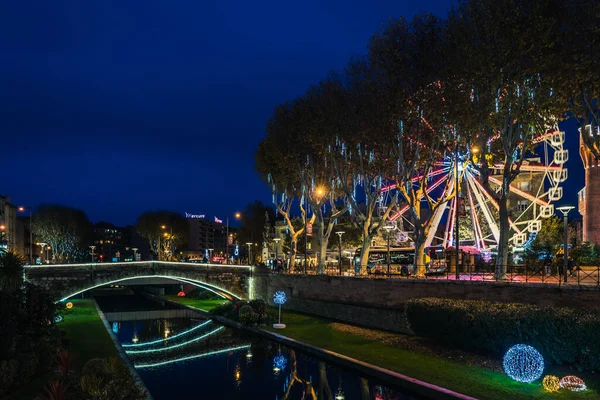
[1,1,582,224]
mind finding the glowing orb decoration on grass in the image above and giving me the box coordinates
[542,375,560,392]
[273,291,287,329]
[273,354,287,372]
[559,376,587,392]
[502,344,544,383]
[54,315,63,323]
[177,291,185,297]
[65,302,73,309]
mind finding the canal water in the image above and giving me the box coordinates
[95,294,420,400]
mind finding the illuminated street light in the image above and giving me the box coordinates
[557,206,575,283]
[17,206,33,265]
[38,242,47,264]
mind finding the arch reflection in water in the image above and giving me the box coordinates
[134,344,252,369]
[122,319,212,348]
[125,326,224,354]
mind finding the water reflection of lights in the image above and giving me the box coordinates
[123,320,212,347]
[134,344,251,368]
[125,327,224,354]
[273,354,287,373]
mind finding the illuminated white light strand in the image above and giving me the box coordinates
[122,320,212,348]
[56,274,241,302]
[125,327,224,354]
[24,261,251,269]
[134,344,251,368]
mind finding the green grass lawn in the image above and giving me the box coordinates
[163,295,227,311]
[7,298,118,400]
[59,298,118,367]
[266,311,599,400]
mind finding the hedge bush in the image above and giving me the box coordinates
[406,298,600,371]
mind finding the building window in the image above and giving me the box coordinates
[518,181,530,192]
[517,201,528,212]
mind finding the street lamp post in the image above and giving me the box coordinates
[226,212,241,265]
[273,237,281,271]
[38,242,47,264]
[18,206,33,265]
[208,248,214,263]
[557,206,575,283]
[246,242,253,265]
[336,231,345,276]
[89,245,96,263]
[132,247,138,262]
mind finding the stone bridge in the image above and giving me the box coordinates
[24,261,261,301]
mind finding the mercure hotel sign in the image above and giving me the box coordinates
[185,212,205,219]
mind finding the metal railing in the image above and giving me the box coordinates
[277,264,600,287]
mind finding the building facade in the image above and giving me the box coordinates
[579,131,600,244]
[0,195,17,252]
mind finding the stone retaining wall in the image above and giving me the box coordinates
[260,274,600,333]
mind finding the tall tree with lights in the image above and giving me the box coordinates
[330,57,399,275]
[256,100,314,271]
[448,0,564,278]
[369,14,460,276]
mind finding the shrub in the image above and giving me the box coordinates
[211,302,235,318]
[238,305,257,326]
[406,298,600,371]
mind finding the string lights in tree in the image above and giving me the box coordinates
[273,291,287,329]
[559,376,586,392]
[542,375,560,392]
[502,344,544,383]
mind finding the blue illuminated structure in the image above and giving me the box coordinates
[54,315,63,323]
[273,291,287,305]
[503,344,544,383]
[273,291,287,328]
[273,354,287,372]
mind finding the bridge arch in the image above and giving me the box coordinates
[24,261,255,301]
[57,274,242,302]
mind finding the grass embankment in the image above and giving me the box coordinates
[60,298,119,367]
[162,295,227,311]
[7,298,117,400]
[266,310,598,400]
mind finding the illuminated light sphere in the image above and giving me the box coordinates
[177,291,185,297]
[65,302,73,309]
[502,344,544,383]
[54,315,63,323]
[542,375,560,392]
[559,376,587,392]
[273,291,287,305]
[273,354,287,371]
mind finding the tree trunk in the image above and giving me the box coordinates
[413,228,427,277]
[316,218,327,274]
[495,195,509,280]
[318,362,333,400]
[289,238,297,272]
[359,233,371,276]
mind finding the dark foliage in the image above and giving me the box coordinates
[406,298,600,371]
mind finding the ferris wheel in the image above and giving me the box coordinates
[380,130,568,252]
